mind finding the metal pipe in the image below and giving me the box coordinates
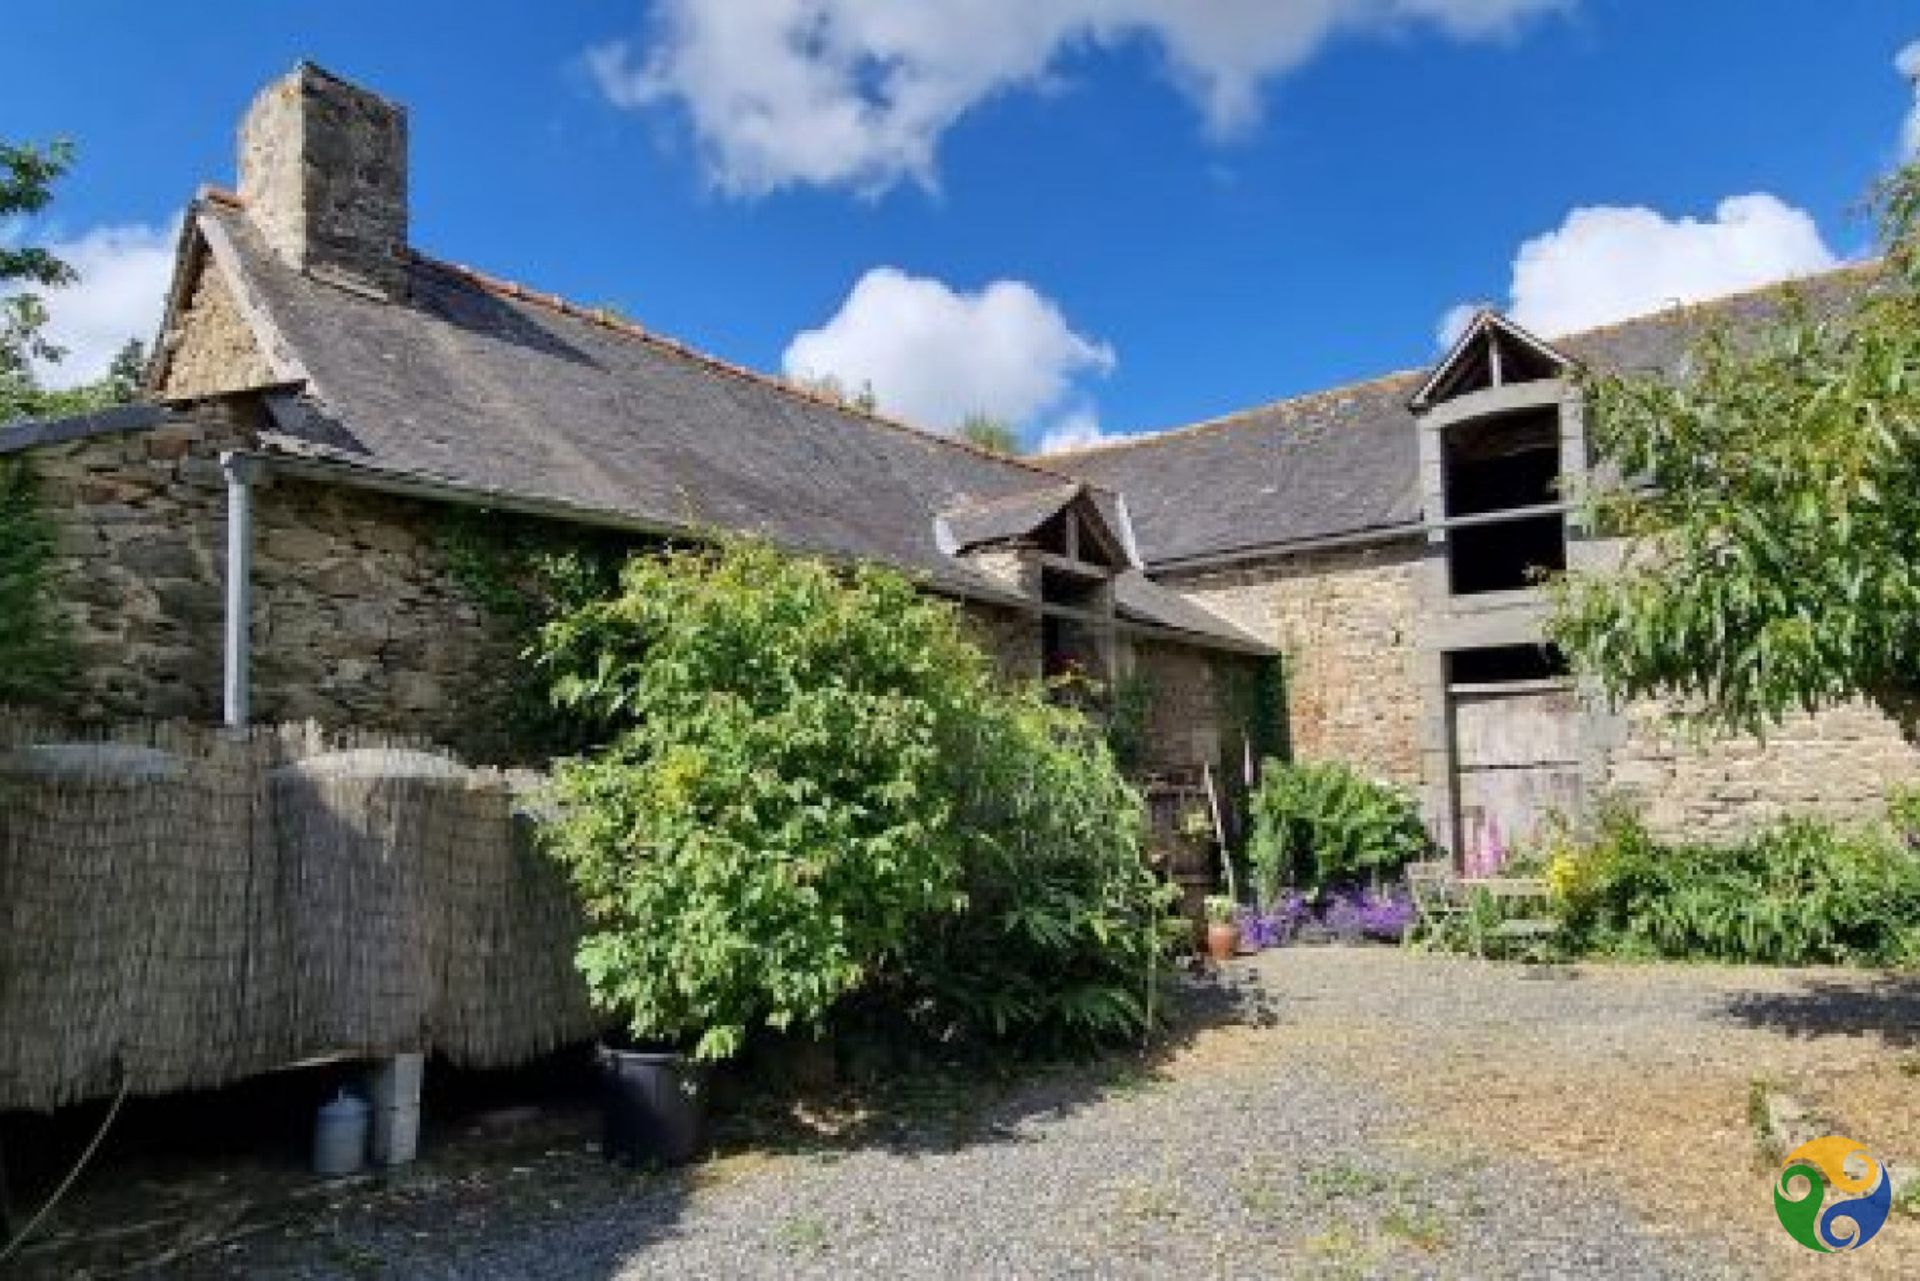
[220,453,263,727]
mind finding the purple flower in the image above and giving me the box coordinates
[1355,887,1415,941]
[1322,890,1366,942]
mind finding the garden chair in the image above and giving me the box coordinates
[1404,859,1467,944]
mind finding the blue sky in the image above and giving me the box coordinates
[3,2,1917,449]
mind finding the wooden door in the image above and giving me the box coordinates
[1450,681,1582,871]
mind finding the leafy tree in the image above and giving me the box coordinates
[1,139,147,423]
[956,413,1022,455]
[1548,163,1920,736]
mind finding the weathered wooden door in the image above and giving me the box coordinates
[1450,681,1582,870]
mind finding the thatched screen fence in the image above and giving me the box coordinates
[0,715,597,1112]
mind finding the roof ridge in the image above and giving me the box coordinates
[1550,257,1882,348]
[1042,258,1881,463]
[1040,367,1426,461]
[405,253,1077,486]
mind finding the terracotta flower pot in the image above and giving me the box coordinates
[1205,921,1240,963]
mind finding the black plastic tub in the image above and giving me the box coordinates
[599,1047,707,1166]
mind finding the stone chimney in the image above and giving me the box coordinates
[237,63,408,298]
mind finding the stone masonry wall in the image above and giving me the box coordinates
[963,602,1042,684]
[24,406,515,752]
[157,260,277,400]
[247,475,514,749]
[1599,700,1920,842]
[1125,638,1260,777]
[1162,540,1425,787]
[28,405,246,721]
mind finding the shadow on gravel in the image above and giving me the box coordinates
[714,958,1282,1164]
[1716,973,1920,1047]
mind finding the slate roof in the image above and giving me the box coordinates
[938,484,1086,553]
[168,197,1263,651]
[1048,263,1881,568]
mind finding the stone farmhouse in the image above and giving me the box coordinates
[6,63,1914,862]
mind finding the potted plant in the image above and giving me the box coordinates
[1203,894,1240,962]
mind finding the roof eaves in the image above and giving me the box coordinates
[0,403,169,456]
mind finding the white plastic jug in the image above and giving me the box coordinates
[313,1089,370,1176]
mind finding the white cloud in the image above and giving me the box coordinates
[590,0,1570,195]
[1448,194,1838,342]
[1036,408,1117,455]
[4,217,178,388]
[1899,40,1920,158]
[783,267,1114,434]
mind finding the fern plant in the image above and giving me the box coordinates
[1245,760,1429,902]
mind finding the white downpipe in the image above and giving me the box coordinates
[220,453,264,727]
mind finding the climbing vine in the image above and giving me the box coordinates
[436,508,634,758]
[0,457,71,705]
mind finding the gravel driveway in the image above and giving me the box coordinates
[27,949,1920,1278]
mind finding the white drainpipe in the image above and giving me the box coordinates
[220,453,266,727]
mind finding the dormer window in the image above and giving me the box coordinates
[1415,311,1577,598]
[937,483,1139,683]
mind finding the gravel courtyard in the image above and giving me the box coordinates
[25,949,1920,1278]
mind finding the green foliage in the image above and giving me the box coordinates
[3,139,150,422]
[1103,670,1152,775]
[537,538,1167,1060]
[1245,760,1429,901]
[436,509,629,756]
[1548,160,1920,735]
[914,686,1177,1053]
[1549,807,1920,966]
[0,458,72,703]
[955,414,1022,455]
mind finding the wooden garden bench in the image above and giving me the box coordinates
[1406,860,1559,958]
[1465,876,1560,958]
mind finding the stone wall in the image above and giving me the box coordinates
[1162,539,1425,787]
[24,406,515,752]
[30,406,248,721]
[22,406,1256,772]
[157,259,276,400]
[1598,700,1920,842]
[248,475,514,750]
[962,602,1042,684]
[1123,638,1258,777]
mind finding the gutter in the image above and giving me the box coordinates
[219,453,266,726]
[220,446,1267,688]
[1150,522,1424,576]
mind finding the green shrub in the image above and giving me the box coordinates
[1552,809,1920,966]
[914,689,1177,1053]
[1246,760,1429,901]
[538,539,1168,1060]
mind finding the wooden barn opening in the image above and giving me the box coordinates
[1445,644,1581,867]
[1443,407,1566,595]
